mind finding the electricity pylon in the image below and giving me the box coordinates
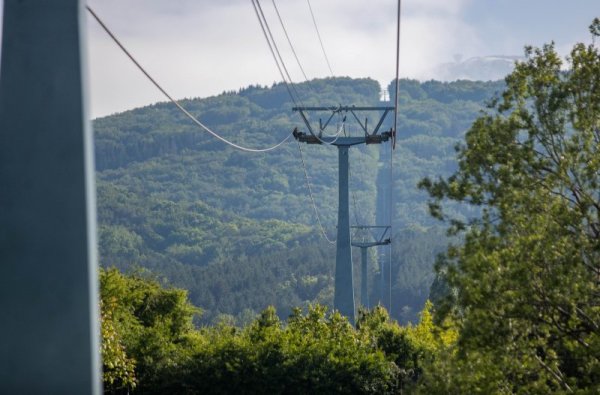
[293,106,394,323]
[351,226,391,309]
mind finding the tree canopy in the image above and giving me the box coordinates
[99,268,455,394]
[420,19,600,393]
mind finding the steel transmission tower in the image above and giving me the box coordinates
[293,106,394,323]
[351,226,391,309]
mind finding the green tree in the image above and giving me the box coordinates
[99,267,203,394]
[419,19,600,393]
[100,298,137,394]
[168,304,402,394]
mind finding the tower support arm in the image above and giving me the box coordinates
[372,109,392,135]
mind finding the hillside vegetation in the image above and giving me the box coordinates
[98,20,600,394]
[94,77,503,323]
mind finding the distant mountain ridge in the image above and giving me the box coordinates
[94,77,505,323]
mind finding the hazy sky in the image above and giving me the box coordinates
[1,1,598,117]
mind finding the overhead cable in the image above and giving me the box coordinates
[251,0,336,243]
[296,141,336,244]
[254,0,337,150]
[393,0,402,151]
[252,0,303,106]
[255,0,337,146]
[306,0,334,76]
[320,121,345,138]
[86,5,292,153]
[271,0,313,85]
[307,120,346,145]
[305,1,364,225]
[253,0,341,149]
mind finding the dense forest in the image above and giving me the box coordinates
[94,76,502,324]
[98,20,600,393]
[100,267,456,394]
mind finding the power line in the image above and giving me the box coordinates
[254,0,338,151]
[271,0,312,85]
[320,120,345,138]
[254,1,343,148]
[251,0,336,243]
[88,2,388,259]
[393,0,402,151]
[86,5,292,153]
[310,0,367,226]
[296,141,336,244]
[90,3,336,244]
[306,0,334,76]
[251,0,302,108]
[312,120,345,145]
[253,0,306,106]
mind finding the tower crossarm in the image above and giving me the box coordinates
[292,106,395,145]
[351,225,391,244]
[351,240,390,248]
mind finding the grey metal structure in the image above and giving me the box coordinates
[293,106,393,323]
[351,226,391,309]
[375,144,393,307]
[0,1,101,393]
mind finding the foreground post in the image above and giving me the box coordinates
[0,1,101,393]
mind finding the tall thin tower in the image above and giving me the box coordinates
[293,106,393,323]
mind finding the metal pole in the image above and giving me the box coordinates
[0,1,101,393]
[380,260,386,307]
[334,145,355,323]
[376,144,391,308]
[360,247,369,309]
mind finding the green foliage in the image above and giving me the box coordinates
[384,226,452,323]
[100,268,465,394]
[100,298,137,393]
[420,23,600,393]
[99,265,472,394]
[94,77,502,323]
[99,268,203,393]
[175,305,401,395]
[357,302,458,392]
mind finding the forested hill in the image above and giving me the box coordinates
[94,77,504,324]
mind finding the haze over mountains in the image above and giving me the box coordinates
[434,55,521,81]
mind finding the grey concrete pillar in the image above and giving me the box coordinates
[0,1,101,393]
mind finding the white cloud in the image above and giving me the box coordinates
[2,0,593,117]
[87,0,485,116]
[404,0,472,16]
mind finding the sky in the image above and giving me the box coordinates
[1,0,598,118]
